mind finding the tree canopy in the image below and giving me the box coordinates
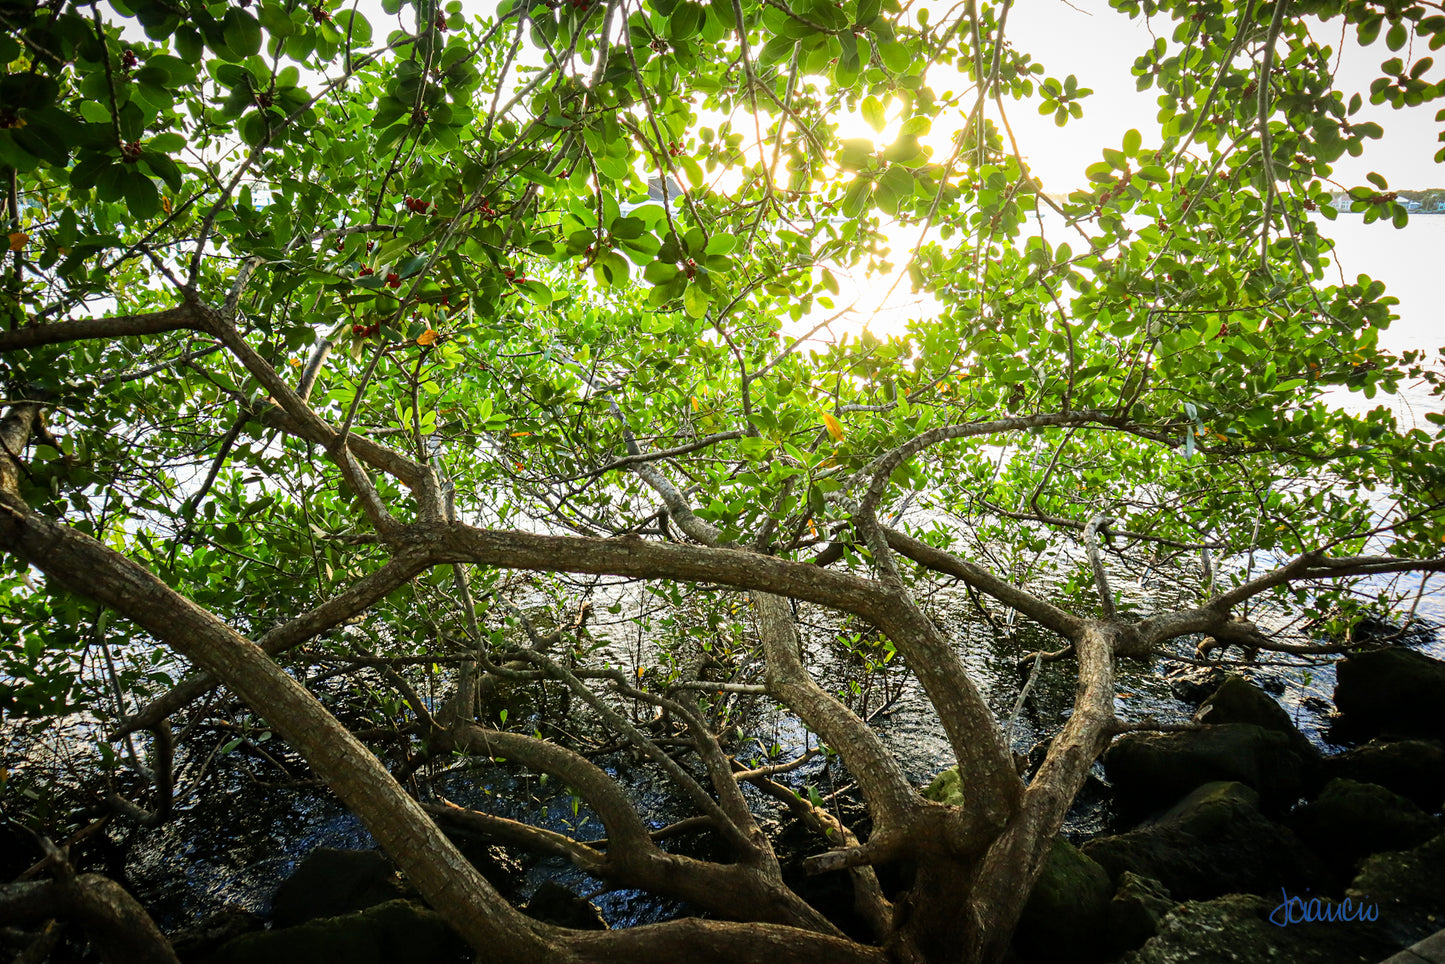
[1,0,1444,960]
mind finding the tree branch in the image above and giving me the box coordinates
[0,305,207,353]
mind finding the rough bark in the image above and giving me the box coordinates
[0,305,207,352]
[963,620,1122,964]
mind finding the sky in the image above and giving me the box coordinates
[1006,0,1443,190]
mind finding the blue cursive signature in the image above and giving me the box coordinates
[1269,888,1379,927]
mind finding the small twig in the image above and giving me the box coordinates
[1004,652,1043,747]
[1083,513,1117,620]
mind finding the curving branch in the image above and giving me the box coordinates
[434,723,842,935]
[563,430,747,482]
[964,619,1122,963]
[106,722,173,827]
[0,874,179,964]
[754,592,926,830]
[855,411,1126,515]
[564,918,887,964]
[882,526,1083,639]
[112,547,434,737]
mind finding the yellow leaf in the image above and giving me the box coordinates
[7,232,26,252]
[161,196,172,214]
[416,328,438,346]
[822,412,845,441]
[510,431,531,437]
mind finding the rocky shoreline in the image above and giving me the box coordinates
[18,644,1438,964]
[1010,646,1445,964]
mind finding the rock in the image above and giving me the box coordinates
[1334,648,1445,741]
[1104,724,1311,820]
[1166,666,1226,705]
[1288,778,1439,875]
[522,880,607,930]
[1082,782,1324,901]
[1323,739,1445,811]
[202,899,469,964]
[169,905,262,961]
[1106,873,1176,955]
[1194,676,1319,762]
[1254,674,1287,696]
[921,765,965,806]
[1351,616,1405,644]
[1116,892,1398,964]
[448,839,526,898]
[1012,837,1112,963]
[270,848,411,928]
[1348,833,1445,948]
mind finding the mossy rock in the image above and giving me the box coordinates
[1334,649,1445,742]
[1288,778,1439,874]
[522,880,607,930]
[1014,837,1112,963]
[922,766,964,806]
[1104,724,1311,820]
[1083,782,1325,901]
[1107,872,1175,955]
[1195,675,1318,762]
[270,847,411,928]
[1348,832,1445,949]
[1117,893,1397,964]
[1323,739,1445,811]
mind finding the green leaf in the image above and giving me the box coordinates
[257,3,295,37]
[644,261,680,284]
[594,250,630,285]
[222,8,263,57]
[704,234,735,255]
[683,284,709,319]
[140,152,183,191]
[610,215,645,240]
[669,1,704,40]
[837,138,874,171]
[862,95,887,132]
[335,9,372,44]
[396,254,430,279]
[0,73,59,110]
[518,279,553,304]
[877,40,910,73]
[841,176,872,218]
[875,163,913,215]
[94,164,128,203]
[122,171,160,220]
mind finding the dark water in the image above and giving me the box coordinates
[111,569,1444,932]
[2,544,1435,932]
